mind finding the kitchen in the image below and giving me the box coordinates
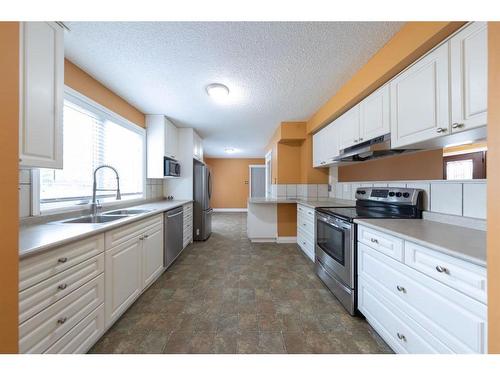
[1,2,500,368]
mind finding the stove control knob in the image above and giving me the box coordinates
[388,192,395,197]
[358,190,366,195]
[395,192,402,197]
[403,192,410,198]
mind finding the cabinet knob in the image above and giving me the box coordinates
[143,234,149,239]
[57,257,68,263]
[359,138,364,142]
[452,123,465,129]
[370,238,378,244]
[397,333,406,342]
[435,265,449,274]
[436,127,448,134]
[57,317,67,325]
[57,283,68,290]
[396,285,406,293]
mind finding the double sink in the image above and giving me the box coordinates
[60,209,154,224]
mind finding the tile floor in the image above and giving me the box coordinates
[90,213,391,354]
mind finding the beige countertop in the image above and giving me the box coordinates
[248,197,355,208]
[354,218,487,267]
[19,200,192,259]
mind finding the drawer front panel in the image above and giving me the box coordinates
[297,204,315,220]
[45,304,104,354]
[358,243,487,353]
[20,234,104,291]
[297,229,315,261]
[105,214,162,249]
[358,225,404,261]
[297,214,314,236]
[358,276,453,354]
[19,253,104,324]
[19,274,104,354]
[404,241,487,303]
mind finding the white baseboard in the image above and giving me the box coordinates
[250,238,276,243]
[213,208,248,213]
[277,236,297,244]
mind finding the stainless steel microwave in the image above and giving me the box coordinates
[164,157,181,177]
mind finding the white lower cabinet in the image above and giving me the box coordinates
[105,237,143,327]
[297,204,315,262]
[358,225,487,354]
[19,212,167,353]
[183,203,193,248]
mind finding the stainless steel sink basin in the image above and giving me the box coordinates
[61,215,129,224]
[102,209,153,216]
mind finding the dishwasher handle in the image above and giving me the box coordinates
[167,211,183,218]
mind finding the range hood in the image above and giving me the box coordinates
[334,134,411,163]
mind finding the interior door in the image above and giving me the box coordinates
[249,166,266,198]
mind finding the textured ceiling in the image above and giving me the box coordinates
[64,22,403,157]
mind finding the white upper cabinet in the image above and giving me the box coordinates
[146,115,179,178]
[360,84,391,141]
[19,22,64,169]
[390,42,450,149]
[338,105,361,151]
[450,22,488,133]
[193,131,204,161]
[165,119,178,160]
[313,120,339,167]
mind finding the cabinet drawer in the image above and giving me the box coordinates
[297,214,314,236]
[358,243,487,353]
[19,274,104,354]
[358,225,404,261]
[45,304,104,354]
[105,214,163,249]
[19,253,104,324]
[358,276,452,354]
[20,234,104,291]
[297,204,315,219]
[297,230,315,262]
[404,241,487,303]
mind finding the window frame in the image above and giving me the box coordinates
[32,86,147,216]
[443,151,487,180]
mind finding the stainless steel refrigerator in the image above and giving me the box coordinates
[193,160,212,241]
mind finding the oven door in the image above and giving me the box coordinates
[315,213,354,288]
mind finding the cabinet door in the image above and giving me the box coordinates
[450,22,488,133]
[313,128,326,167]
[19,22,64,168]
[360,84,390,141]
[105,237,142,327]
[390,43,450,148]
[165,118,178,159]
[142,225,164,289]
[338,106,361,151]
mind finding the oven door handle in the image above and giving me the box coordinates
[318,215,350,231]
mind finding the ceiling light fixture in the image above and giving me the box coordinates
[224,147,236,154]
[206,83,230,101]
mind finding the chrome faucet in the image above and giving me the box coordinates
[90,165,121,216]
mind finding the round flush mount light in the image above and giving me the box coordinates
[206,83,230,101]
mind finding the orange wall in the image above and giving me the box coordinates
[205,158,265,208]
[0,22,19,353]
[338,150,444,182]
[487,21,500,353]
[307,22,466,133]
[64,59,145,127]
[277,142,302,184]
[277,204,297,237]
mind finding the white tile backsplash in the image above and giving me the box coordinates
[331,179,486,220]
[317,184,329,198]
[296,184,307,198]
[306,184,318,199]
[430,182,463,216]
[463,182,487,219]
[286,184,297,198]
[277,184,286,198]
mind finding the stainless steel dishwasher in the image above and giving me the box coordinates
[164,206,184,268]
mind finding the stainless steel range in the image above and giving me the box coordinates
[314,187,424,315]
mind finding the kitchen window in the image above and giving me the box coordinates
[37,89,145,213]
[443,151,487,180]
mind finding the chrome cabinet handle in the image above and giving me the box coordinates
[436,127,448,133]
[396,285,406,293]
[452,123,465,129]
[57,317,67,325]
[139,236,144,240]
[397,333,406,341]
[57,283,68,290]
[370,238,378,244]
[359,138,364,142]
[57,257,68,263]
[143,234,149,239]
[436,265,449,274]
